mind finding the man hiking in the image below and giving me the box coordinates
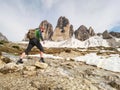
[16,26,45,64]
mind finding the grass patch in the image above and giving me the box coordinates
[12,45,20,50]
[0,40,8,44]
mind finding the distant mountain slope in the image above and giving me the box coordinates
[0,32,8,41]
[42,35,120,48]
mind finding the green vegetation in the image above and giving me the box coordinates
[12,45,20,50]
[0,40,8,44]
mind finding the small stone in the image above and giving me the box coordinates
[35,61,48,69]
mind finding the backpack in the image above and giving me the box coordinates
[27,29,36,39]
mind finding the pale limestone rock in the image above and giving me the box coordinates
[0,60,5,68]
[25,66,36,71]
[35,61,48,69]
[23,71,37,76]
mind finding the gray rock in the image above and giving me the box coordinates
[0,32,8,41]
[88,26,95,36]
[109,31,120,38]
[102,30,112,39]
[109,81,120,90]
[74,25,89,41]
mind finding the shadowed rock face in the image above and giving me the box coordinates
[102,30,112,39]
[74,25,95,41]
[39,20,53,40]
[109,31,120,38]
[52,16,74,41]
[88,27,95,36]
[56,16,69,30]
[75,25,89,41]
[0,32,8,41]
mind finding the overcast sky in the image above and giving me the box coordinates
[0,0,120,41]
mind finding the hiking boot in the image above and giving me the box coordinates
[39,57,45,63]
[16,59,23,64]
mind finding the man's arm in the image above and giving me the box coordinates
[39,31,44,41]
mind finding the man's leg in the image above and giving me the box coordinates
[16,52,26,64]
[40,51,44,58]
[39,51,45,63]
[34,39,45,63]
[16,41,34,64]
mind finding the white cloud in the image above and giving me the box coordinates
[41,0,59,9]
[56,0,120,32]
[0,0,120,41]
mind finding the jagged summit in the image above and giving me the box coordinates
[19,16,120,48]
[52,16,74,41]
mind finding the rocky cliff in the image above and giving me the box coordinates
[52,16,74,41]
[74,25,95,41]
[109,31,120,38]
[102,30,113,39]
[0,32,8,41]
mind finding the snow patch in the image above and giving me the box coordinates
[74,53,120,72]
[28,54,63,60]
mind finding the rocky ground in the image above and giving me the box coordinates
[0,42,120,90]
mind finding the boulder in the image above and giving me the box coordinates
[1,56,11,63]
[35,61,48,69]
[52,16,74,41]
[0,63,22,74]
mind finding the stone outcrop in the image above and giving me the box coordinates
[0,32,8,41]
[88,27,95,36]
[74,25,95,41]
[109,31,120,38]
[102,30,112,39]
[52,16,74,41]
[39,20,53,40]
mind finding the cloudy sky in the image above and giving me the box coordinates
[0,0,120,41]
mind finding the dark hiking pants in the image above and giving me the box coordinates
[24,38,44,55]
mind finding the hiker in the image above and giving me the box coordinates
[16,26,45,64]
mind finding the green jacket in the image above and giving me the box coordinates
[35,28,44,41]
